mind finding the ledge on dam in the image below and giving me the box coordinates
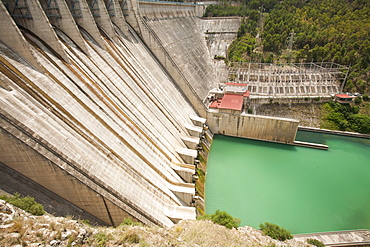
[0,0,304,228]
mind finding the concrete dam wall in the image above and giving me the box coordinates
[135,1,217,117]
[206,112,299,144]
[0,0,216,227]
[0,0,301,227]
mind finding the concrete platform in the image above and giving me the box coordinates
[294,230,370,246]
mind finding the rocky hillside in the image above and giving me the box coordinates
[0,200,312,246]
[254,103,323,128]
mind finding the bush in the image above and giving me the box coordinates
[197,210,240,229]
[0,193,45,216]
[122,232,140,244]
[92,233,109,247]
[307,238,325,247]
[363,94,369,101]
[119,218,142,227]
[259,222,293,241]
[355,96,362,104]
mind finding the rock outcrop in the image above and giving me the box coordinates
[0,200,312,246]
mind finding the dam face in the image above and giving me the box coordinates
[0,0,303,227]
[0,0,216,226]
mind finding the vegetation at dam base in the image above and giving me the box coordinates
[0,193,45,216]
[0,199,318,246]
[259,222,292,241]
[205,0,370,95]
[196,210,241,229]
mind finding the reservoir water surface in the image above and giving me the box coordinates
[205,131,370,234]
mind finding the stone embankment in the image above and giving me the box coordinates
[0,200,312,246]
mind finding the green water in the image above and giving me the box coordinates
[205,132,370,234]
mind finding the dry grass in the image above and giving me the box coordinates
[0,200,312,247]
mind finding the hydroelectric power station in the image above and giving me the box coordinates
[0,0,346,227]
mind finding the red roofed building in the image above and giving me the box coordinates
[207,82,250,113]
[335,94,355,104]
[218,94,244,113]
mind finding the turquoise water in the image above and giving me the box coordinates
[205,132,370,234]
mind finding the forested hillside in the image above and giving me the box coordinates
[205,0,370,94]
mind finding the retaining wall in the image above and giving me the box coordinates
[206,111,299,143]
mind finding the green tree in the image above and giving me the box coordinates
[197,210,240,229]
[355,96,362,104]
[307,238,325,247]
[347,114,370,134]
[259,222,293,241]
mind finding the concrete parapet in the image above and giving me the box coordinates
[200,17,241,34]
[139,1,196,19]
[0,1,41,70]
[207,111,299,144]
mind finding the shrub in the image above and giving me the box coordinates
[355,96,362,104]
[362,94,369,101]
[197,210,240,229]
[119,218,142,226]
[259,222,293,241]
[122,232,140,244]
[196,213,212,221]
[307,238,325,247]
[0,193,45,216]
[92,233,109,247]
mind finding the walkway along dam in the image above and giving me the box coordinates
[0,0,310,227]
